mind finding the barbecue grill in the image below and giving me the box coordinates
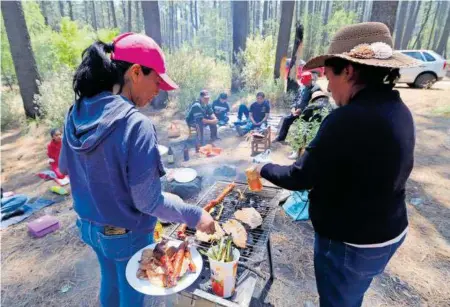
[168,180,282,307]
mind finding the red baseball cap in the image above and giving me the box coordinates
[300,71,313,85]
[110,32,178,91]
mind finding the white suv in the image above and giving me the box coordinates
[397,50,447,88]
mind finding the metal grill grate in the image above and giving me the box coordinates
[169,181,281,265]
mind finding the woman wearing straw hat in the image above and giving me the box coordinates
[256,22,419,306]
[59,33,215,306]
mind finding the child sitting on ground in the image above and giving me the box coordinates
[47,128,65,179]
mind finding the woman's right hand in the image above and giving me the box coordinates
[195,209,216,234]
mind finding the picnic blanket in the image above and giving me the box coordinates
[1,198,56,229]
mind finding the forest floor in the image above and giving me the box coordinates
[1,80,450,307]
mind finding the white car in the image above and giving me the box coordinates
[397,50,447,88]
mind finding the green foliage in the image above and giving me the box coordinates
[34,67,74,129]
[241,35,276,91]
[287,109,330,152]
[165,46,231,112]
[1,88,26,131]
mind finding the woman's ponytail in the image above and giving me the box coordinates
[73,41,132,99]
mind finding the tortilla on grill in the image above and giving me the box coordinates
[234,207,262,229]
[223,219,247,248]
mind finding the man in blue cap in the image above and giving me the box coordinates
[212,93,230,126]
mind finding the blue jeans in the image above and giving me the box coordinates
[314,232,405,307]
[76,219,153,307]
[237,104,250,121]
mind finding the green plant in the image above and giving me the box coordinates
[287,109,330,152]
[1,88,26,131]
[34,67,74,129]
[165,46,231,112]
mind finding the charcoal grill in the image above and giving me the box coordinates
[168,180,281,307]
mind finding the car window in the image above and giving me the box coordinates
[423,52,436,62]
[403,51,425,61]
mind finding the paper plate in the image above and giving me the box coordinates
[126,240,203,296]
[157,145,169,156]
[173,168,197,183]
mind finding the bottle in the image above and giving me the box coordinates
[167,146,174,164]
[183,145,190,161]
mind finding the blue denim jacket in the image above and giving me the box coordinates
[60,92,202,232]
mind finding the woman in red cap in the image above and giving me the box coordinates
[59,33,215,307]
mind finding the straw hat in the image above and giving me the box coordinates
[304,22,420,69]
[311,91,328,101]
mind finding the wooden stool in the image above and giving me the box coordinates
[251,126,271,156]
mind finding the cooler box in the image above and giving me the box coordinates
[27,215,60,238]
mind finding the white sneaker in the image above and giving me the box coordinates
[288,151,298,160]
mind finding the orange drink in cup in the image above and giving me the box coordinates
[245,167,263,191]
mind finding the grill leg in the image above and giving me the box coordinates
[267,236,274,281]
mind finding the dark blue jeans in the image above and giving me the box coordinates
[76,219,153,307]
[237,104,250,121]
[314,232,405,307]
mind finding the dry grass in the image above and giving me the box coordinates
[1,82,450,306]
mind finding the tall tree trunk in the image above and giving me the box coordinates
[436,5,450,55]
[135,1,142,32]
[307,0,314,15]
[433,1,449,49]
[360,0,367,22]
[39,1,49,26]
[394,0,408,49]
[262,0,269,35]
[92,1,98,31]
[1,1,41,118]
[59,1,65,17]
[109,1,118,28]
[68,1,74,20]
[169,1,174,51]
[274,0,278,20]
[142,1,162,46]
[370,0,399,34]
[190,1,196,33]
[84,0,90,25]
[274,1,295,80]
[413,2,432,49]
[255,0,261,35]
[99,1,105,29]
[232,1,249,92]
[194,0,198,30]
[174,2,178,48]
[121,0,127,30]
[402,1,421,49]
[427,2,441,49]
[287,23,304,93]
[127,0,132,32]
[321,0,332,47]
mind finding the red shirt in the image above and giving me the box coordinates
[47,140,62,168]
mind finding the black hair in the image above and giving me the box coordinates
[50,128,61,138]
[73,41,152,100]
[256,92,265,98]
[324,57,400,86]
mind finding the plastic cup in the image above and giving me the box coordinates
[208,248,240,298]
[245,167,263,191]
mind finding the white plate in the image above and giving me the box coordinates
[173,168,197,183]
[158,145,169,156]
[126,240,203,296]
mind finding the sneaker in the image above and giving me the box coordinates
[288,151,298,160]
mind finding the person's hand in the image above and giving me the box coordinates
[293,109,301,116]
[291,107,297,115]
[195,209,216,234]
[254,163,266,175]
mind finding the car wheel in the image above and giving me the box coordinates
[414,73,437,89]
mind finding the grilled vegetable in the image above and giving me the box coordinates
[200,236,234,262]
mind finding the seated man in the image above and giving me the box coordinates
[235,92,270,136]
[273,72,321,142]
[212,93,230,126]
[186,90,219,144]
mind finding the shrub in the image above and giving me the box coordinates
[1,88,26,131]
[34,67,74,129]
[165,46,231,112]
[287,109,330,153]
